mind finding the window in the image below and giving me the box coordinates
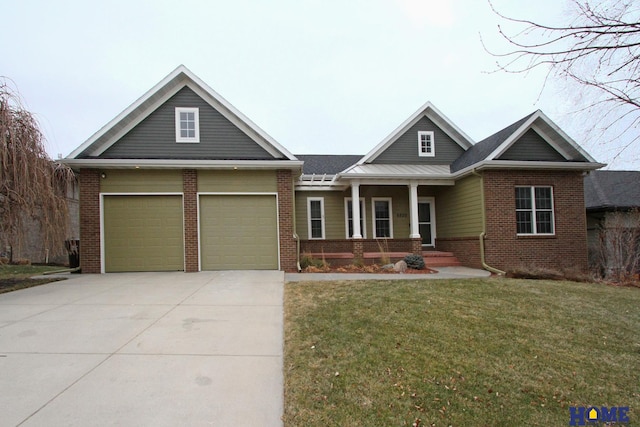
[418,131,435,157]
[175,107,200,143]
[372,198,393,238]
[515,186,554,235]
[307,198,325,239]
[345,198,366,238]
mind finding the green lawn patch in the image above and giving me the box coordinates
[284,278,640,426]
[0,265,67,294]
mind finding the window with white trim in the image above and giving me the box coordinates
[515,186,555,235]
[345,198,366,238]
[372,198,393,238]
[418,131,435,157]
[175,107,200,143]
[307,198,325,239]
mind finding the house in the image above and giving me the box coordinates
[63,66,603,274]
[584,170,640,276]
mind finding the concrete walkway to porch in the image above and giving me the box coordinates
[285,266,492,282]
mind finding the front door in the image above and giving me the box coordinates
[418,198,435,247]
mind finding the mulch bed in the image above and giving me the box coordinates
[0,277,65,294]
[301,264,436,274]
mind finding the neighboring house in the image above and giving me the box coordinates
[584,170,640,274]
[63,66,603,273]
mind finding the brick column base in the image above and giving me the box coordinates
[183,169,198,272]
[353,239,364,264]
[411,238,422,255]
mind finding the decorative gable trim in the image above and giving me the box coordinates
[358,101,474,164]
[485,110,597,163]
[68,65,297,161]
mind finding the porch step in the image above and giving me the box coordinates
[422,251,462,267]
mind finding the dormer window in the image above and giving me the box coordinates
[175,107,200,143]
[418,131,434,157]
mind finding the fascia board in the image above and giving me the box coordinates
[452,160,605,178]
[61,158,304,170]
[535,110,597,162]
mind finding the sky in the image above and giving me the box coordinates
[2,0,638,169]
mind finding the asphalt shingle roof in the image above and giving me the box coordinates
[584,170,640,211]
[295,154,362,175]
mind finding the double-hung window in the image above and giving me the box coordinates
[418,131,435,157]
[515,186,554,235]
[345,198,366,238]
[372,198,393,238]
[307,198,325,239]
[175,107,200,143]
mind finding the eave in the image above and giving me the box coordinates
[61,158,304,170]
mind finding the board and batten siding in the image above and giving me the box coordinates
[432,175,483,238]
[498,129,566,162]
[100,169,183,193]
[197,170,277,193]
[98,87,276,160]
[372,116,466,165]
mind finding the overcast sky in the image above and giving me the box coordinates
[3,0,637,169]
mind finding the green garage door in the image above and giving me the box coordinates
[200,195,278,270]
[103,195,184,272]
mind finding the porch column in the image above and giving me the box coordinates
[409,181,420,239]
[351,180,362,239]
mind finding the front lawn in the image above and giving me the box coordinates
[0,265,67,294]
[284,278,639,426]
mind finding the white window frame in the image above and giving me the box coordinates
[372,197,393,238]
[418,131,435,157]
[307,197,325,239]
[515,186,555,236]
[175,107,200,143]
[344,197,366,239]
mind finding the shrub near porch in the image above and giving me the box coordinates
[284,279,639,426]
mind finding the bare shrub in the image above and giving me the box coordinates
[593,209,640,282]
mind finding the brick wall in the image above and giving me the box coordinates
[483,170,588,272]
[79,169,101,273]
[183,170,198,272]
[277,170,297,272]
[437,237,482,269]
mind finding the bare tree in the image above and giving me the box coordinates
[485,0,640,157]
[592,209,640,282]
[0,79,74,262]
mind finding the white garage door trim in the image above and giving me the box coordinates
[197,192,280,271]
[100,192,185,274]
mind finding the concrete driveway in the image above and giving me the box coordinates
[0,271,284,427]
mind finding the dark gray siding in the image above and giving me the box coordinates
[372,116,465,164]
[97,87,277,160]
[498,129,565,161]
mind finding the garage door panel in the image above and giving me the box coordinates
[104,195,184,272]
[200,195,278,270]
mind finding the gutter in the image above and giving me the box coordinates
[472,169,506,275]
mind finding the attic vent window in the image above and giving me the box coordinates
[175,107,200,143]
[418,131,434,157]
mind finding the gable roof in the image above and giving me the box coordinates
[451,110,598,173]
[359,102,474,164]
[296,154,362,175]
[585,170,640,211]
[67,65,297,161]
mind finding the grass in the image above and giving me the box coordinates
[284,278,640,426]
[0,265,68,294]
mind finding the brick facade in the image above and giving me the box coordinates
[437,237,482,269]
[182,170,198,272]
[79,169,101,273]
[483,170,588,272]
[277,169,297,272]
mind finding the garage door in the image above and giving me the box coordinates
[200,195,278,270]
[103,195,184,272]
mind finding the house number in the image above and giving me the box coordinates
[396,212,408,218]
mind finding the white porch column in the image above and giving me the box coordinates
[351,180,362,238]
[409,181,420,239]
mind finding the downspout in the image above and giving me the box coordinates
[472,169,506,275]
